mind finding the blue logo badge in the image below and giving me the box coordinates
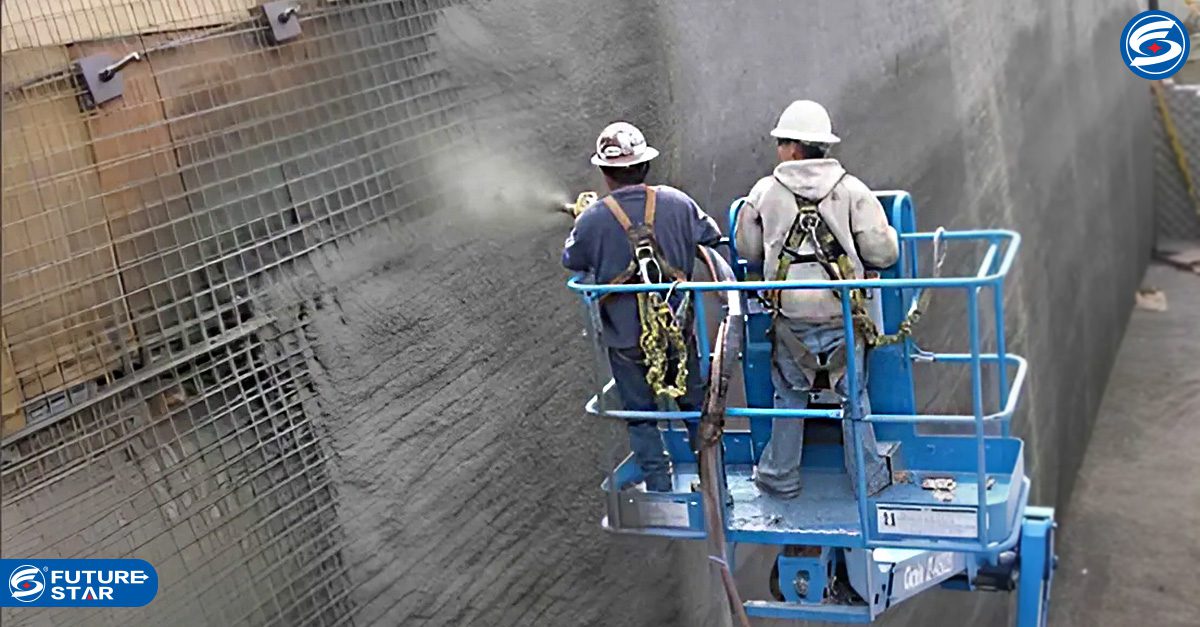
[1121,10,1191,80]
[0,559,158,608]
[8,564,45,603]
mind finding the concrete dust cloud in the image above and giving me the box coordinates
[431,5,574,223]
[432,149,574,222]
[431,1,666,227]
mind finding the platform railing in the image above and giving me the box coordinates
[584,353,1026,425]
[568,205,1023,551]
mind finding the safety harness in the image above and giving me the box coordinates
[768,178,943,394]
[602,187,691,401]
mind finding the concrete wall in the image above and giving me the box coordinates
[304,1,1152,625]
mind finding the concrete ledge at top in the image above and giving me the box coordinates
[0,0,262,52]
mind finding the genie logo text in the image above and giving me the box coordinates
[1121,10,1190,80]
[0,559,157,608]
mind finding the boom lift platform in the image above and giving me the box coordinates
[567,192,1056,625]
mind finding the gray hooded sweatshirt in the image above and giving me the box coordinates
[736,158,899,321]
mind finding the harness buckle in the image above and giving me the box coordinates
[634,243,661,284]
[797,213,827,263]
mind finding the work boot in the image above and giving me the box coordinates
[644,473,674,492]
[753,465,803,499]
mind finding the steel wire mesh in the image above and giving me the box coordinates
[1155,80,1200,241]
[2,1,468,624]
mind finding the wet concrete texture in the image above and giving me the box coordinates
[1050,263,1200,627]
[282,1,1156,625]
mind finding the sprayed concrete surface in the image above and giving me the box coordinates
[285,1,1155,625]
[1050,262,1200,627]
[259,0,1160,625]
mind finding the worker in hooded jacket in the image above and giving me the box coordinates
[735,100,899,498]
[563,122,723,492]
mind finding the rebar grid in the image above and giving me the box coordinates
[1155,81,1200,240]
[2,0,466,624]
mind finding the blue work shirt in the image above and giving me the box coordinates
[563,184,722,348]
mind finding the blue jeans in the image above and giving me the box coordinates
[608,341,703,492]
[755,321,891,498]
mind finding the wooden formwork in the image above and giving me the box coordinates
[1,1,261,52]
[2,46,135,407]
[72,35,200,364]
[1,0,420,431]
[1,1,265,428]
[1,328,24,436]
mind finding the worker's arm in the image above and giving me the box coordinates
[690,198,723,248]
[735,181,768,266]
[562,219,592,272]
[849,184,899,269]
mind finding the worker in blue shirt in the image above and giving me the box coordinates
[563,122,723,492]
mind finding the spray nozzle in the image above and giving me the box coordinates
[561,191,598,217]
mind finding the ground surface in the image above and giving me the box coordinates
[1051,262,1200,627]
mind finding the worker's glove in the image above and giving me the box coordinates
[562,191,598,218]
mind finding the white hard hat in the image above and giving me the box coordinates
[770,100,841,145]
[590,121,660,167]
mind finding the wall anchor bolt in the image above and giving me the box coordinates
[261,2,303,44]
[76,51,141,109]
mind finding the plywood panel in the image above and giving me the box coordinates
[72,37,196,364]
[1,0,259,52]
[1,411,26,438]
[1,47,131,400]
[147,30,298,314]
[1,327,25,436]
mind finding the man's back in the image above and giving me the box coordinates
[736,158,898,321]
[563,184,721,347]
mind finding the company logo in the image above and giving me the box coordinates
[0,559,157,608]
[901,552,957,592]
[1121,10,1191,80]
[9,565,45,602]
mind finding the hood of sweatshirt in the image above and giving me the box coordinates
[772,158,847,202]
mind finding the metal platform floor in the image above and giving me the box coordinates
[724,465,1015,537]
